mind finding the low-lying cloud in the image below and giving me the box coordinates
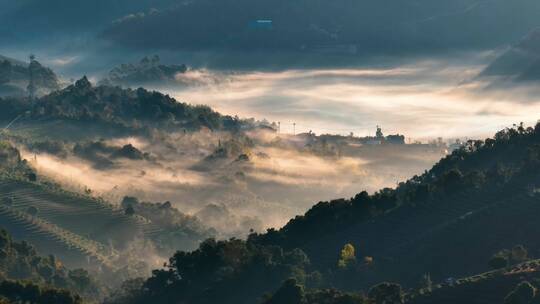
[157,57,540,140]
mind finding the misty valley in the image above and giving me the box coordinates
[1,1,540,304]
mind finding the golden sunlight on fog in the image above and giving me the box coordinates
[162,61,540,140]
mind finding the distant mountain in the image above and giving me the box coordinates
[0,0,180,40]
[103,0,540,56]
[100,55,188,87]
[0,76,260,135]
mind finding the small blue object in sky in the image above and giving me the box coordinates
[249,19,273,30]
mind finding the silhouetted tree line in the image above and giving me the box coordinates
[0,280,82,304]
[0,77,261,133]
[250,122,540,250]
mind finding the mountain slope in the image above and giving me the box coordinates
[408,259,540,304]
[251,123,540,286]
[0,227,99,301]
[105,123,540,304]
[0,142,157,269]
[0,77,263,138]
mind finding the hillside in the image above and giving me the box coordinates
[104,122,540,304]
[261,259,540,303]
[0,139,220,286]
[0,77,266,138]
[407,259,540,303]
[0,0,180,39]
[0,227,100,302]
[0,142,150,269]
[251,123,540,286]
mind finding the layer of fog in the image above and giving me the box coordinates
[158,55,540,140]
[21,127,445,239]
[10,53,540,245]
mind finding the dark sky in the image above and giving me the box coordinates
[2,0,540,70]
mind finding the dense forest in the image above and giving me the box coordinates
[3,1,540,303]
[0,70,538,303]
[0,76,269,134]
[98,122,540,303]
[0,228,98,304]
[0,86,539,303]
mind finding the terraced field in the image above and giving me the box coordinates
[0,204,112,268]
[0,179,162,268]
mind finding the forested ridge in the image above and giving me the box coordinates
[0,76,266,134]
[102,123,540,304]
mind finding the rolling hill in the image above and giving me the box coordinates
[252,123,540,288]
[105,122,540,304]
[0,76,269,139]
[0,141,165,270]
[407,259,540,303]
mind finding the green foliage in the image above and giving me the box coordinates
[251,122,540,265]
[78,121,540,303]
[337,244,356,269]
[103,278,145,304]
[0,228,99,298]
[108,238,311,304]
[0,76,269,135]
[25,77,251,132]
